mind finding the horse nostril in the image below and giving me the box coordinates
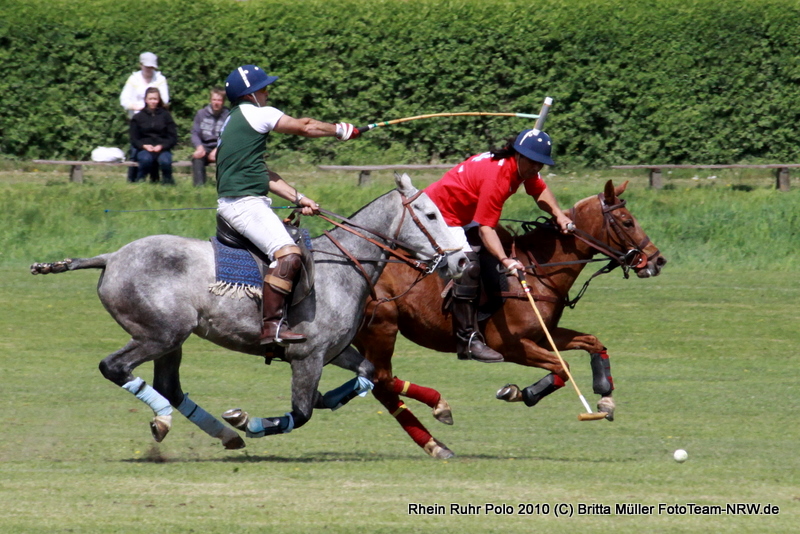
[458,257,468,270]
[657,256,667,267]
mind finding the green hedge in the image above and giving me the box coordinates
[3,0,800,166]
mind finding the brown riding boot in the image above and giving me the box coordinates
[260,247,306,345]
[452,298,504,362]
[451,252,504,363]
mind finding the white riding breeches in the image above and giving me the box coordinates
[448,223,478,254]
[217,195,294,261]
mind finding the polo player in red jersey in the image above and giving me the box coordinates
[424,129,573,362]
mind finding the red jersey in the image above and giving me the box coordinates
[424,152,547,227]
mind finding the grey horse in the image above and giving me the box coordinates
[31,173,467,449]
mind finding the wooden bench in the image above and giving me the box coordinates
[32,159,209,185]
[611,164,799,191]
[318,164,454,186]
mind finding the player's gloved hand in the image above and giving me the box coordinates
[335,123,360,141]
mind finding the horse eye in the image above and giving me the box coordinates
[426,213,438,221]
[622,218,634,228]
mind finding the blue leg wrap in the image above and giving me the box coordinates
[245,413,294,438]
[122,377,172,416]
[177,393,226,438]
[322,376,374,411]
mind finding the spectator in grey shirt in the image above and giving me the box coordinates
[191,87,230,185]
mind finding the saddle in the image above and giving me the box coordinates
[438,228,509,321]
[442,227,558,321]
[215,213,315,306]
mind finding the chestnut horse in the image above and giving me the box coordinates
[353,180,667,458]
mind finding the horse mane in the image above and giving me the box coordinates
[336,188,398,223]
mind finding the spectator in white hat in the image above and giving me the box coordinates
[120,52,170,119]
[120,52,170,181]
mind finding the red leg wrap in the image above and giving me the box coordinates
[391,377,441,407]
[394,407,432,448]
[553,374,566,388]
[373,383,432,449]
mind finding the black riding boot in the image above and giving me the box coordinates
[452,253,503,363]
[260,248,306,345]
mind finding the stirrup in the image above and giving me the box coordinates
[274,316,286,345]
[457,331,481,360]
[458,331,504,363]
[260,317,306,345]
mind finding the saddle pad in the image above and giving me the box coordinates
[210,237,262,296]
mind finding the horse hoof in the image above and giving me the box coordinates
[432,398,453,425]
[223,435,246,450]
[222,408,250,431]
[423,438,454,460]
[496,384,523,402]
[598,397,615,421]
[150,415,172,443]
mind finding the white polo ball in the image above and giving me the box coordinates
[673,449,688,463]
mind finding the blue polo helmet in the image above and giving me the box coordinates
[514,129,554,166]
[225,65,278,102]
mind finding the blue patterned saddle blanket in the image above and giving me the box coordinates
[209,237,263,298]
[208,227,314,302]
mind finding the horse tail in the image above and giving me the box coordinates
[30,254,111,275]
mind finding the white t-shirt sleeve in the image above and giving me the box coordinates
[119,73,138,110]
[240,105,285,134]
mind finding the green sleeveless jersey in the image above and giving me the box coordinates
[215,102,284,197]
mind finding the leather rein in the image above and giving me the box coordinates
[508,193,660,308]
[314,190,449,299]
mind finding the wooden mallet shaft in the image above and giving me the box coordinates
[516,271,605,421]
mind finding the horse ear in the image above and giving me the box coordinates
[603,180,616,203]
[395,172,418,197]
[615,180,629,197]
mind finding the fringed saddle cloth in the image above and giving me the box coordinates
[209,237,265,299]
[209,214,314,305]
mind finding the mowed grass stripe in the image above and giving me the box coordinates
[0,265,797,533]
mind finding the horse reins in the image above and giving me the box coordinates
[507,193,660,308]
[314,190,451,299]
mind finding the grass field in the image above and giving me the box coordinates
[1,166,798,532]
[1,262,797,533]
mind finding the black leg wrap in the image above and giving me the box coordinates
[590,350,614,396]
[257,417,291,436]
[521,373,560,407]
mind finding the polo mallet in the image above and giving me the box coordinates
[353,111,540,136]
[515,265,606,421]
[532,97,553,132]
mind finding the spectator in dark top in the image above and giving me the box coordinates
[190,87,230,186]
[120,52,170,182]
[130,87,178,184]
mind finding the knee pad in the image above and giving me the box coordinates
[590,350,614,396]
[521,373,565,407]
[453,254,481,299]
[266,246,302,294]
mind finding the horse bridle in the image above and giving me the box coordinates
[315,189,452,298]
[568,193,659,278]
[510,192,660,309]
